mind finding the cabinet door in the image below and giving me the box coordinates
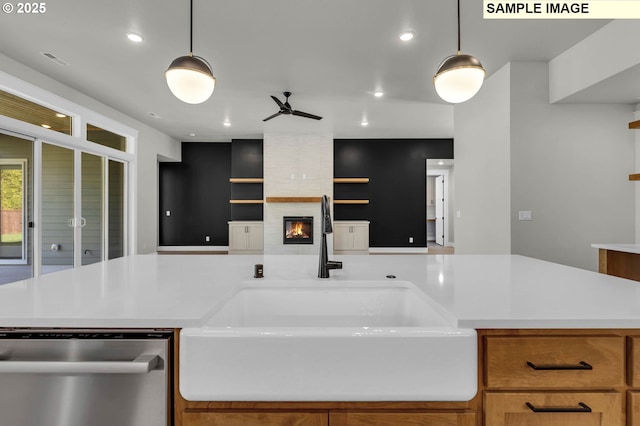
[333,224,351,251]
[350,224,369,250]
[247,224,264,251]
[228,224,248,251]
[329,411,474,426]
[183,411,327,426]
[484,392,623,426]
[629,391,640,426]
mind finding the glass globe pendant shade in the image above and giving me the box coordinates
[165,55,216,104]
[433,53,485,104]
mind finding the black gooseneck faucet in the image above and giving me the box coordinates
[318,195,343,278]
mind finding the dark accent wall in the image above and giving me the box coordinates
[159,143,231,246]
[231,139,263,221]
[334,139,453,248]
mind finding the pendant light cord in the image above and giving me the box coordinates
[189,0,193,55]
[457,0,461,53]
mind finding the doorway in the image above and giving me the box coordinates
[426,159,454,251]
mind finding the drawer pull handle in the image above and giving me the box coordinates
[526,360,592,371]
[526,402,592,413]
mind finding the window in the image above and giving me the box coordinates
[87,124,126,151]
[0,71,136,284]
[0,89,71,135]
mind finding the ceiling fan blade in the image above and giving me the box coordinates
[270,95,286,109]
[263,111,283,122]
[292,110,323,120]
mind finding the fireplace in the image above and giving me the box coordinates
[283,216,313,244]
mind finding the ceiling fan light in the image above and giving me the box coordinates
[165,55,216,104]
[433,53,485,103]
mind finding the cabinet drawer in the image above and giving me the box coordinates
[329,411,475,426]
[485,336,624,388]
[183,410,328,426]
[485,391,623,426]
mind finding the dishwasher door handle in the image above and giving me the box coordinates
[0,354,160,374]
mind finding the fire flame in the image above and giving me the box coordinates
[286,221,309,238]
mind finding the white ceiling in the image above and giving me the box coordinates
[0,0,613,141]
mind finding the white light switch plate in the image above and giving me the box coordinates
[519,211,532,221]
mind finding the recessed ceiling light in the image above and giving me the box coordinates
[223,121,231,127]
[189,132,196,137]
[438,160,444,165]
[148,112,162,119]
[41,124,51,129]
[361,120,369,127]
[127,32,144,43]
[374,91,384,98]
[399,30,415,42]
[55,113,67,118]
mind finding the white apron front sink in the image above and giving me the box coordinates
[180,280,477,401]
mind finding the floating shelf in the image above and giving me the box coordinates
[333,177,369,183]
[229,178,264,183]
[629,120,640,129]
[630,174,640,181]
[265,197,323,203]
[229,199,264,204]
[334,200,369,205]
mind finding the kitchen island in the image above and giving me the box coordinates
[2,253,640,426]
[593,243,640,282]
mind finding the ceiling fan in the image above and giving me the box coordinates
[263,91,322,122]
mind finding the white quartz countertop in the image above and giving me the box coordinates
[592,243,640,255]
[1,253,640,329]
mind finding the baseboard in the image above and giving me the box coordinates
[369,247,428,254]
[157,246,228,253]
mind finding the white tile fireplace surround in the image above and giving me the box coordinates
[263,133,333,255]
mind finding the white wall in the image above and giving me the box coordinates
[510,62,635,270]
[0,52,181,254]
[263,133,333,254]
[635,108,640,244]
[454,64,512,254]
[454,60,635,270]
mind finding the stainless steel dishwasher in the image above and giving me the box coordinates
[0,329,172,426]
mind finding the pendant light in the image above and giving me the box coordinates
[433,0,485,104]
[165,0,216,104]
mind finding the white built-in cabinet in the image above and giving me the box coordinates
[228,221,263,254]
[333,221,369,254]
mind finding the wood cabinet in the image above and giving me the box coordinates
[485,392,623,426]
[485,336,625,389]
[628,337,640,425]
[598,248,640,282]
[330,411,475,426]
[333,221,369,254]
[182,410,475,426]
[183,411,327,426]
[228,221,263,254]
[482,331,626,426]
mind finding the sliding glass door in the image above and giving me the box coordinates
[108,160,125,260]
[0,135,128,284]
[41,143,74,274]
[0,132,33,284]
[81,152,103,266]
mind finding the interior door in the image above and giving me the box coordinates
[435,175,444,246]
